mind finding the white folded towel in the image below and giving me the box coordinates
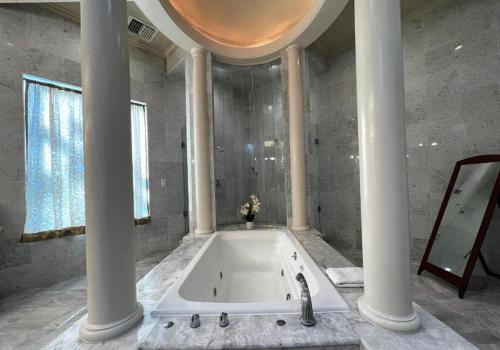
[326,267,364,288]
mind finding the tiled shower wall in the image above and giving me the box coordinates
[213,61,286,226]
[0,4,187,297]
[308,0,500,259]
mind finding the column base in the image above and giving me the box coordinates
[291,225,310,231]
[194,228,214,234]
[80,302,144,343]
[358,296,420,332]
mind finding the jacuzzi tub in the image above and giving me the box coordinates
[152,229,349,316]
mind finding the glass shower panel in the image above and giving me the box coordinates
[213,59,285,227]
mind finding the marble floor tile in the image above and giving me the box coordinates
[332,243,500,350]
[0,249,173,350]
[0,229,485,350]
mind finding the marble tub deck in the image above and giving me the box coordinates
[43,229,476,350]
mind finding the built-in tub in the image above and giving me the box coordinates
[152,229,349,316]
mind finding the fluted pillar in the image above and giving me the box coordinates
[79,0,143,342]
[287,45,309,231]
[191,47,213,234]
[354,0,420,331]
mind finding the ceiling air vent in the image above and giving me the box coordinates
[127,16,159,43]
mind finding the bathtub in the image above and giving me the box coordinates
[152,229,349,316]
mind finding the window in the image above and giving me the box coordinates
[131,102,150,221]
[23,75,150,238]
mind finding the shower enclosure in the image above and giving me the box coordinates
[213,59,286,227]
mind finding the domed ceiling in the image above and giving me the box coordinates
[135,0,349,64]
[164,0,317,48]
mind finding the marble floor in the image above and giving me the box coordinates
[327,238,500,350]
[0,230,490,349]
[0,250,171,350]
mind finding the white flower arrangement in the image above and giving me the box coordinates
[240,194,261,222]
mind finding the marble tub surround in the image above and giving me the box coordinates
[41,228,475,350]
[140,313,359,350]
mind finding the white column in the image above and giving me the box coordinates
[191,48,213,234]
[354,0,420,331]
[79,0,143,342]
[287,45,309,231]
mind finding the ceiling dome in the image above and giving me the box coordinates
[135,0,349,64]
[165,0,317,48]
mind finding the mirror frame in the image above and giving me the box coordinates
[418,154,500,298]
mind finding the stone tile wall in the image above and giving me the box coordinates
[213,61,286,226]
[0,4,187,297]
[307,0,500,259]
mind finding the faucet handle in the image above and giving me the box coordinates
[219,312,229,327]
[190,314,200,328]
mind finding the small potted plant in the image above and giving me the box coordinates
[240,194,261,229]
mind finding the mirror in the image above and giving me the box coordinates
[418,155,500,298]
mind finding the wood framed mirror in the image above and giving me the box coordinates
[418,155,500,298]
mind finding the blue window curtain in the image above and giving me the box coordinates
[131,103,150,220]
[23,77,150,234]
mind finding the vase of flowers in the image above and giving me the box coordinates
[240,194,261,230]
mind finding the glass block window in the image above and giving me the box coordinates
[23,75,150,235]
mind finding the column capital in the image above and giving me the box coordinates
[286,44,301,53]
[190,47,207,57]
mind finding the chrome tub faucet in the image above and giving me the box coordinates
[296,272,316,326]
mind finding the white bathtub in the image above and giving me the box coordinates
[152,229,349,316]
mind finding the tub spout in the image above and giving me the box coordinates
[296,273,316,326]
